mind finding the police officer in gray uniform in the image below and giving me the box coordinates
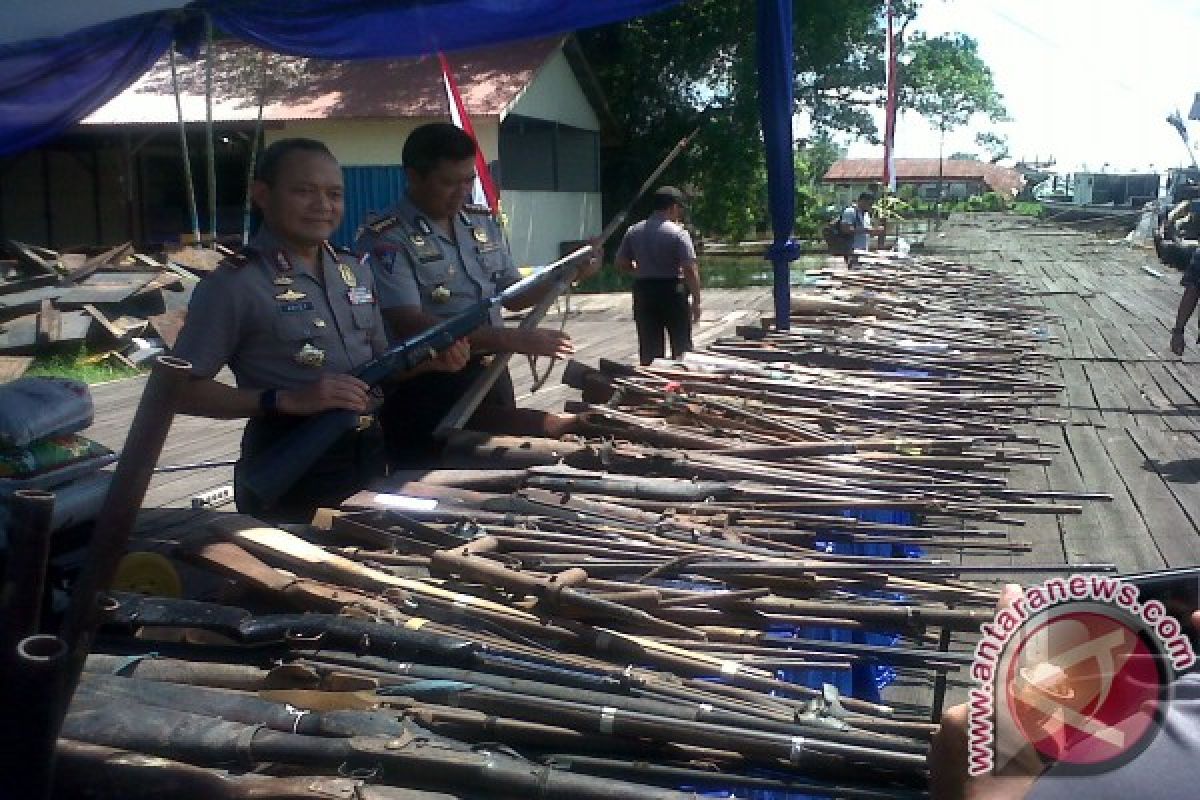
[355,123,600,461]
[173,138,468,523]
[615,186,702,365]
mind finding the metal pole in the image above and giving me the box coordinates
[204,13,218,245]
[54,356,191,733]
[0,490,55,673]
[168,45,201,244]
[242,52,269,246]
[4,635,67,800]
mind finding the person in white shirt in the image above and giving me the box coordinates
[838,191,885,265]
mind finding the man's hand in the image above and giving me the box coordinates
[1171,329,1186,356]
[930,584,1046,800]
[575,238,604,284]
[690,296,702,324]
[278,374,371,415]
[427,338,471,373]
[510,328,575,358]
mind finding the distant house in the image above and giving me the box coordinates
[2,36,610,267]
[821,159,1026,207]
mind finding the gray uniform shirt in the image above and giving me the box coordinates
[1026,671,1200,799]
[355,194,520,331]
[173,227,387,390]
[616,211,697,280]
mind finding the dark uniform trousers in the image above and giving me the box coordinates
[234,414,386,525]
[379,357,516,464]
[632,278,693,366]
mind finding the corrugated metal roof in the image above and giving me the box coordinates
[83,37,563,126]
[822,158,1025,195]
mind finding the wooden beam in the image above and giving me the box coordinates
[35,297,60,345]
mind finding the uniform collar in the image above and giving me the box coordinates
[397,192,467,240]
[250,227,331,275]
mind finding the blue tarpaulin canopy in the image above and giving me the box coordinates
[0,0,798,329]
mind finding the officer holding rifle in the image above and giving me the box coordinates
[172,138,470,523]
[355,123,602,462]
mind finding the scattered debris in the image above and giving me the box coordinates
[0,240,213,360]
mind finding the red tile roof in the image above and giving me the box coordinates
[822,158,1026,195]
[84,37,563,125]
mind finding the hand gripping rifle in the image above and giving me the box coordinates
[238,245,598,509]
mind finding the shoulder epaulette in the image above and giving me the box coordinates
[222,248,254,270]
[365,214,402,235]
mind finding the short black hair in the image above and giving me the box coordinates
[255,138,335,185]
[403,123,477,176]
[858,191,876,203]
[652,186,687,211]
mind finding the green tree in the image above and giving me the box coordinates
[975,131,1010,163]
[577,1,918,241]
[900,33,1007,213]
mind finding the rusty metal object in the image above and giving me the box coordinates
[55,355,190,731]
[0,489,55,673]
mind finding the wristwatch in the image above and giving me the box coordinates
[259,388,281,416]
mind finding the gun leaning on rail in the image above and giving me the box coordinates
[238,244,598,509]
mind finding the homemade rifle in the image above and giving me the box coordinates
[238,243,598,509]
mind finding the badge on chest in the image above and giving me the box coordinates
[347,286,374,305]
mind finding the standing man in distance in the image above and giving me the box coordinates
[614,186,702,366]
[172,138,469,523]
[839,191,886,266]
[355,123,601,461]
[1169,247,1200,357]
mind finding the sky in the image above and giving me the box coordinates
[835,0,1200,174]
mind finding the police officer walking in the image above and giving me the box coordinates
[172,138,469,523]
[614,186,702,365]
[355,123,600,461]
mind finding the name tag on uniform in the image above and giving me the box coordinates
[279,301,315,313]
[347,286,374,305]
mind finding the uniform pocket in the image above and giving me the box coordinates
[350,304,377,331]
[413,260,452,289]
[273,315,326,342]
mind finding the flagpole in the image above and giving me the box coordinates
[881,0,898,247]
[439,51,501,215]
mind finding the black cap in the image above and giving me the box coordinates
[653,185,687,208]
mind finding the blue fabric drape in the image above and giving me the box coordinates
[205,0,683,60]
[0,13,182,157]
[0,0,682,158]
[754,0,798,332]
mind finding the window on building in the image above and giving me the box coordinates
[498,115,599,192]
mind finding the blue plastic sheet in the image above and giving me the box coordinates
[0,13,181,156]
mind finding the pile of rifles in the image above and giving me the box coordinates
[2,251,1112,799]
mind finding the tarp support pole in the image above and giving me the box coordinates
[755,0,797,332]
[204,13,217,246]
[168,43,201,245]
[242,52,269,246]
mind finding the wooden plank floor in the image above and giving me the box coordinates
[888,213,1200,716]
[85,287,775,516]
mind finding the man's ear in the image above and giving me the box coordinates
[249,180,271,213]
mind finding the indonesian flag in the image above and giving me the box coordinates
[882,0,898,194]
[439,51,501,215]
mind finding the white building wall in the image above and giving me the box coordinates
[505,49,599,130]
[268,118,501,166]
[502,189,602,268]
